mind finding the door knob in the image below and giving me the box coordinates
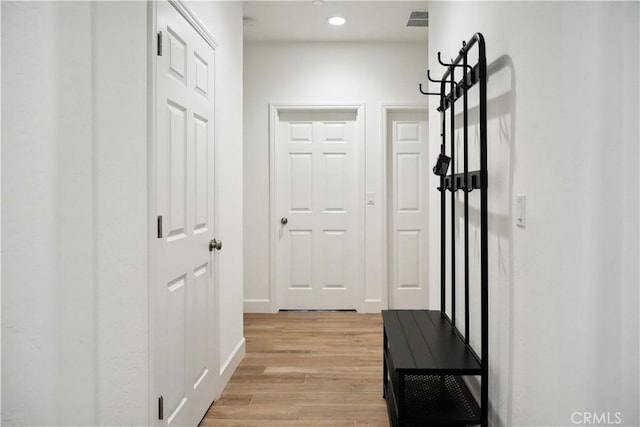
[209,239,222,251]
[281,217,288,225]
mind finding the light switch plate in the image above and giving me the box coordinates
[516,194,526,228]
[367,192,375,205]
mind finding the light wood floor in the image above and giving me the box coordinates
[200,311,390,427]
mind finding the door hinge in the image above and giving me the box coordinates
[158,395,164,420]
[157,216,163,239]
[157,31,163,56]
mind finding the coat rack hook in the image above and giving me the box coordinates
[437,52,452,67]
[439,51,473,71]
[427,69,457,95]
[427,69,446,84]
[418,83,441,96]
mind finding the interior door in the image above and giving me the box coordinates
[155,1,217,425]
[275,109,360,310]
[388,111,429,309]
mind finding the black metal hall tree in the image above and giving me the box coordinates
[382,33,488,426]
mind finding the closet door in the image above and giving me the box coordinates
[155,1,218,425]
[275,109,361,310]
[388,112,429,309]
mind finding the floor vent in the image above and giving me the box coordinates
[407,11,428,27]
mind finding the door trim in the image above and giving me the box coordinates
[168,0,218,50]
[148,2,158,422]
[381,105,429,310]
[269,104,366,313]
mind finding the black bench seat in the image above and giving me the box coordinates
[382,310,482,426]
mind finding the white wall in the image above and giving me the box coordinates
[2,1,244,424]
[0,1,3,418]
[428,2,639,426]
[93,3,150,424]
[243,41,427,312]
[3,3,76,422]
[2,2,149,424]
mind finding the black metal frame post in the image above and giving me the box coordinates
[477,33,489,427]
[419,32,489,427]
[449,61,456,328]
[462,43,470,346]
[427,69,448,315]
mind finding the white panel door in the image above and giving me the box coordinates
[155,2,217,426]
[388,112,429,309]
[276,110,360,310]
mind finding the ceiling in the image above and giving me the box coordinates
[243,1,429,42]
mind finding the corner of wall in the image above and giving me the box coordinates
[216,337,246,399]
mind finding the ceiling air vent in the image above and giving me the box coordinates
[407,11,428,27]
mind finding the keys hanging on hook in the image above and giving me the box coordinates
[432,153,451,177]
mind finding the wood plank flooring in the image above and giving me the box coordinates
[200,312,390,427]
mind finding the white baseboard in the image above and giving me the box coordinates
[243,299,274,313]
[215,337,245,399]
[245,299,383,313]
[363,299,384,313]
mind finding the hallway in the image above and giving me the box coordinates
[201,312,389,426]
[2,1,638,426]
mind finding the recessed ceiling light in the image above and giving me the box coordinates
[328,16,346,26]
[312,0,325,5]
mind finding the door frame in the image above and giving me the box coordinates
[381,105,429,310]
[269,104,366,313]
[148,1,220,424]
